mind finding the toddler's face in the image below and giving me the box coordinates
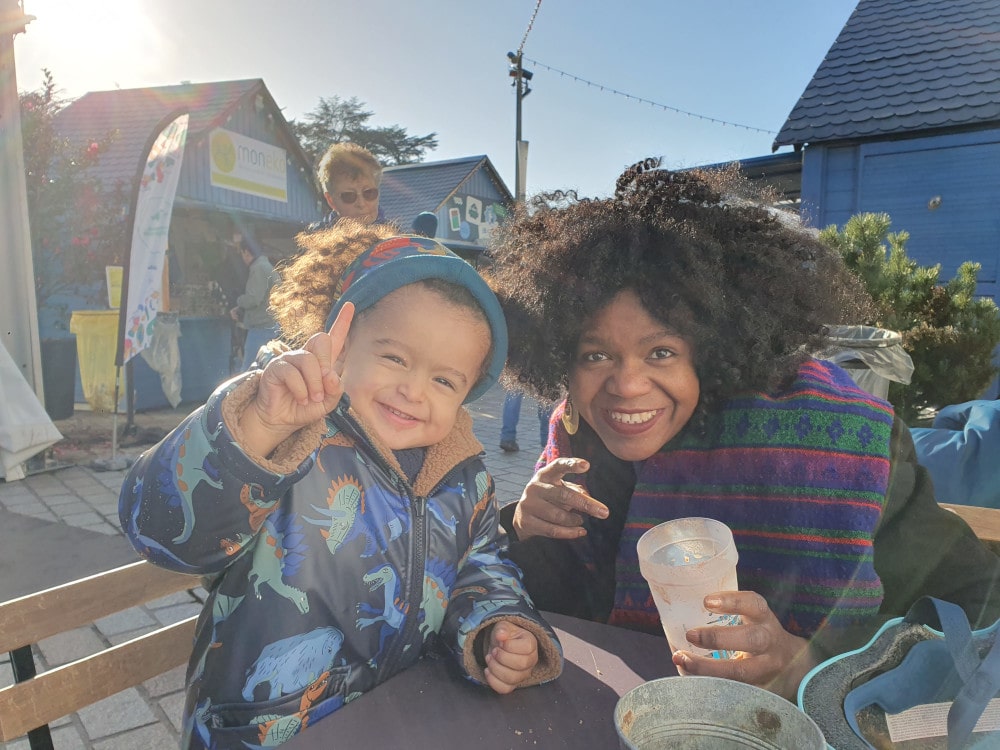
[338,285,491,450]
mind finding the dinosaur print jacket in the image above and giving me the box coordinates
[119,372,563,749]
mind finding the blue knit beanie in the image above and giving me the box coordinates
[325,235,506,403]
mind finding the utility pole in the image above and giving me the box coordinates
[507,51,533,203]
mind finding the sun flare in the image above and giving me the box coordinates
[17,0,163,94]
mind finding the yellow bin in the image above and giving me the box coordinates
[69,310,121,413]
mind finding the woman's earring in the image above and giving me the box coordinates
[562,397,579,435]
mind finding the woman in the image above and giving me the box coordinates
[489,159,1000,700]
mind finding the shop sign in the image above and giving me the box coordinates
[209,128,287,202]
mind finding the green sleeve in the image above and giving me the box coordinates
[809,416,1000,662]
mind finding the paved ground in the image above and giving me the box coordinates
[0,384,546,749]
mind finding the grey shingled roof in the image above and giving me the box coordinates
[774,0,1000,149]
[380,155,510,231]
[53,79,308,190]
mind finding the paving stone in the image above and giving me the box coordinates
[91,722,176,750]
[89,499,122,515]
[158,690,187,734]
[77,688,156,739]
[95,607,156,636]
[0,659,12,687]
[42,494,81,507]
[0,486,34,500]
[51,501,97,517]
[144,664,187,698]
[1,496,40,510]
[58,510,104,527]
[147,590,198,608]
[37,627,105,668]
[48,724,86,749]
[150,602,202,626]
[106,626,158,647]
[80,522,121,536]
[13,508,59,522]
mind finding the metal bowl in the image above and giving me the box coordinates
[615,676,826,749]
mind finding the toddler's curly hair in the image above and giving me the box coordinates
[269,220,401,346]
[485,158,873,425]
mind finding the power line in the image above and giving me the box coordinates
[523,57,777,135]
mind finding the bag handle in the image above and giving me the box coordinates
[842,596,1000,749]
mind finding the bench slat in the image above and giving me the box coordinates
[941,503,1000,554]
[0,560,198,653]
[0,615,198,741]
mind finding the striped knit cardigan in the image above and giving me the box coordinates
[541,359,895,639]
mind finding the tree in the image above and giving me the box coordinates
[21,70,128,332]
[820,212,1000,423]
[289,95,438,167]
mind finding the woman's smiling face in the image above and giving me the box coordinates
[568,290,700,461]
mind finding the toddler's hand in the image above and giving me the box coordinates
[484,620,539,695]
[239,303,354,456]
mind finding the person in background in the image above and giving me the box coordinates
[230,234,279,371]
[307,142,385,232]
[120,222,562,749]
[487,158,1000,701]
[499,390,553,454]
[411,211,438,238]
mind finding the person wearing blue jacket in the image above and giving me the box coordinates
[911,399,1000,508]
[119,224,562,749]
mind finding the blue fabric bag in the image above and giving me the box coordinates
[798,597,1000,749]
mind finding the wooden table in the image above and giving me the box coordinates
[284,612,678,749]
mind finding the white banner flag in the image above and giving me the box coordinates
[119,113,189,364]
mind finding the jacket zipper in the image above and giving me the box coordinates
[335,410,426,682]
[335,409,479,681]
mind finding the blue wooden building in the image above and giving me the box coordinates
[379,154,512,264]
[52,79,324,409]
[51,86,511,410]
[773,0,1000,303]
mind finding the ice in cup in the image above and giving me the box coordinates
[636,517,740,659]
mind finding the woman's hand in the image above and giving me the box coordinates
[237,303,354,457]
[670,591,817,701]
[511,457,610,540]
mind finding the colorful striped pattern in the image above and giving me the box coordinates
[543,359,894,637]
[609,359,893,636]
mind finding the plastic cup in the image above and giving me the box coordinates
[636,517,739,659]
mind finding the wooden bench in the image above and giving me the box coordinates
[942,503,1000,555]
[0,559,200,746]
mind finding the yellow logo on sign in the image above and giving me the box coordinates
[211,131,237,173]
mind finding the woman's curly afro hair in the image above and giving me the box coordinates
[485,158,873,425]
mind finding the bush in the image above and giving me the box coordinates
[819,212,1000,424]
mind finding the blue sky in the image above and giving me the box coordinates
[14,0,858,198]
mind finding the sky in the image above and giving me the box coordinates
[13,0,859,200]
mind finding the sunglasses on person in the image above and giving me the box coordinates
[338,187,379,204]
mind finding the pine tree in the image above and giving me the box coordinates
[820,212,1000,423]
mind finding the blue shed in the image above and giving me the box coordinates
[52,79,324,409]
[773,0,1000,303]
[380,154,512,264]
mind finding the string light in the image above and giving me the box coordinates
[523,57,777,135]
[518,0,543,55]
